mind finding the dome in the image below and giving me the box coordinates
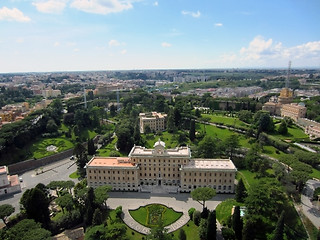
[154,138,165,148]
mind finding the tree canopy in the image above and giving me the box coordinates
[191,187,216,210]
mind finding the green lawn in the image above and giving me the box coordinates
[216,199,244,225]
[30,137,74,159]
[271,124,309,141]
[202,114,249,129]
[172,220,200,240]
[143,131,182,149]
[129,204,183,227]
[236,170,259,190]
[69,171,80,179]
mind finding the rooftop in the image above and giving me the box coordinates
[86,157,136,168]
[183,159,237,170]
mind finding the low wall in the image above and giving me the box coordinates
[8,149,73,175]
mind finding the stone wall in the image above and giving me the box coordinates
[8,149,73,175]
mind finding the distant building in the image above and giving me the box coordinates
[281,103,307,121]
[0,166,21,196]
[42,88,61,98]
[86,140,237,193]
[297,118,320,140]
[139,112,167,133]
[278,88,293,105]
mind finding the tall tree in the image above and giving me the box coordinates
[278,121,288,135]
[191,187,216,211]
[0,204,15,227]
[224,134,240,160]
[197,135,217,158]
[146,220,172,240]
[87,138,96,155]
[235,178,247,203]
[189,119,196,141]
[20,187,51,229]
[199,219,208,240]
[206,210,217,240]
[272,211,285,240]
[94,185,112,208]
[179,228,187,240]
[174,107,182,127]
[92,208,103,226]
[73,143,88,177]
[167,109,176,133]
[232,206,243,240]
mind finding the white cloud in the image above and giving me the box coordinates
[73,48,80,52]
[120,49,127,54]
[70,0,133,15]
[153,1,158,6]
[32,0,67,14]
[54,41,60,47]
[108,39,120,47]
[161,42,171,48]
[214,23,223,27]
[219,36,320,67]
[0,7,31,22]
[181,10,201,18]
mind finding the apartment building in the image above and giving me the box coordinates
[86,140,237,193]
[281,103,307,121]
[139,112,167,133]
[0,166,21,196]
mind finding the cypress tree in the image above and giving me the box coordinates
[206,210,216,240]
[235,178,247,202]
[189,120,196,141]
[232,206,243,240]
[272,211,285,240]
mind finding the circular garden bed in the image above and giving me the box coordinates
[129,204,182,227]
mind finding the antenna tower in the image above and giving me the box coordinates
[116,88,120,111]
[286,61,291,89]
[84,87,87,109]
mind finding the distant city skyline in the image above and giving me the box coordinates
[0,0,320,73]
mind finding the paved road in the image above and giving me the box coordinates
[107,192,233,234]
[0,157,78,215]
[301,180,320,229]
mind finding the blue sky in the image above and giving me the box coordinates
[0,0,320,73]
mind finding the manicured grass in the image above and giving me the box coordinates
[97,137,127,157]
[129,204,183,227]
[143,131,182,149]
[216,199,244,225]
[236,170,258,190]
[198,123,235,141]
[30,137,74,159]
[172,220,200,240]
[310,168,320,179]
[271,124,309,141]
[202,114,249,129]
[69,171,80,179]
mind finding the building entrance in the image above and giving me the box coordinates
[158,179,161,185]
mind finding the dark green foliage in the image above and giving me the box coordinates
[201,207,209,219]
[115,206,123,218]
[55,193,74,213]
[87,138,96,155]
[278,121,288,135]
[146,220,172,240]
[20,187,51,229]
[115,120,134,153]
[193,210,201,226]
[189,120,196,141]
[235,179,247,203]
[191,187,216,211]
[224,134,240,160]
[313,187,320,201]
[85,224,107,240]
[84,187,96,226]
[92,208,103,226]
[167,109,176,133]
[254,110,274,134]
[198,219,208,240]
[179,228,186,240]
[188,208,195,219]
[222,227,235,240]
[46,119,58,133]
[73,143,88,177]
[232,206,243,240]
[197,135,217,158]
[94,185,111,207]
[5,219,51,240]
[0,204,15,227]
[272,211,285,240]
[206,210,217,240]
[238,110,253,124]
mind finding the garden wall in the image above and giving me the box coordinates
[7,149,73,175]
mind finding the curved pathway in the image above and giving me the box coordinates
[107,192,233,235]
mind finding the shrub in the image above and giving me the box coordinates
[115,206,123,218]
[188,208,195,219]
[193,210,201,226]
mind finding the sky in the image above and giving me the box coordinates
[0,0,320,73]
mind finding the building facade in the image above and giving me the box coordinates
[139,112,167,133]
[280,103,307,121]
[86,140,237,193]
[0,166,21,196]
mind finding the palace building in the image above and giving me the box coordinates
[86,140,237,193]
[139,112,167,133]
